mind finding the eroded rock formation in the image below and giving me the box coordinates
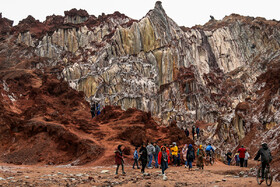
[0,0,280,179]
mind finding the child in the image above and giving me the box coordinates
[234,153,240,166]
[133,147,140,169]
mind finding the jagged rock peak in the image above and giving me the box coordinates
[154,1,164,12]
[18,15,39,25]
[192,13,280,31]
[64,8,89,18]
[64,8,89,24]
[0,13,13,34]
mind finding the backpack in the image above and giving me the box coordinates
[189,150,194,159]
[262,149,272,163]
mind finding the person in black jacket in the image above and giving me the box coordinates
[184,128,189,138]
[90,103,96,118]
[139,143,148,174]
[192,125,196,140]
[254,143,272,183]
[186,144,195,170]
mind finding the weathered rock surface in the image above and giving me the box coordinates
[0,0,280,180]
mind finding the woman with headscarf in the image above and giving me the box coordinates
[187,144,195,170]
[182,144,188,168]
[115,145,125,175]
[139,143,148,174]
[196,144,205,169]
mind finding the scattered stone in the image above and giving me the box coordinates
[25,176,30,179]
[239,171,245,176]
[222,179,227,181]
[75,173,83,177]
[101,170,109,174]
[7,177,14,180]
[215,180,222,183]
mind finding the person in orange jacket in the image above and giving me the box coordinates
[158,146,170,180]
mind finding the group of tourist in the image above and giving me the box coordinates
[90,102,101,118]
[225,145,250,167]
[115,142,273,183]
[114,142,214,180]
[184,125,200,140]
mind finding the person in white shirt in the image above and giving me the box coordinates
[244,151,250,167]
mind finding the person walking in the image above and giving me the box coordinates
[170,142,178,166]
[115,145,125,175]
[153,142,160,168]
[177,149,181,166]
[225,150,233,166]
[158,146,170,180]
[146,142,155,168]
[184,128,189,138]
[238,145,247,167]
[192,125,196,140]
[187,144,195,170]
[139,143,148,174]
[254,143,273,184]
[196,145,205,169]
[182,144,188,168]
[164,144,171,165]
[244,151,250,167]
[133,147,140,169]
[234,152,240,166]
[196,126,200,139]
[90,103,96,118]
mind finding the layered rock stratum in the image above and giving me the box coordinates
[0,1,280,180]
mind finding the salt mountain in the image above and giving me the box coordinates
[0,1,280,179]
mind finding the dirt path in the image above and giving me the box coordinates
[0,162,279,186]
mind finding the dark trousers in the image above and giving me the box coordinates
[133,159,139,168]
[187,160,193,169]
[141,160,147,173]
[240,158,244,167]
[261,162,268,179]
[172,155,177,165]
[91,111,95,118]
[192,133,195,140]
[227,158,231,166]
[244,159,248,167]
[116,163,124,174]
[161,161,168,174]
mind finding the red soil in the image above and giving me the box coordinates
[0,69,192,166]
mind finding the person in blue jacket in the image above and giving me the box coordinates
[196,126,200,139]
[133,147,140,169]
[205,143,215,158]
[96,104,101,116]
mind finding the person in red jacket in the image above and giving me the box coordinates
[115,145,126,175]
[158,146,170,180]
[164,144,171,164]
[238,145,247,167]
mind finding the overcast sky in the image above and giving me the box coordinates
[1,0,280,27]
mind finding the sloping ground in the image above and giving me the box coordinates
[0,68,193,166]
[0,69,103,165]
[91,106,194,165]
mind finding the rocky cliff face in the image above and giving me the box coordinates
[1,0,280,179]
